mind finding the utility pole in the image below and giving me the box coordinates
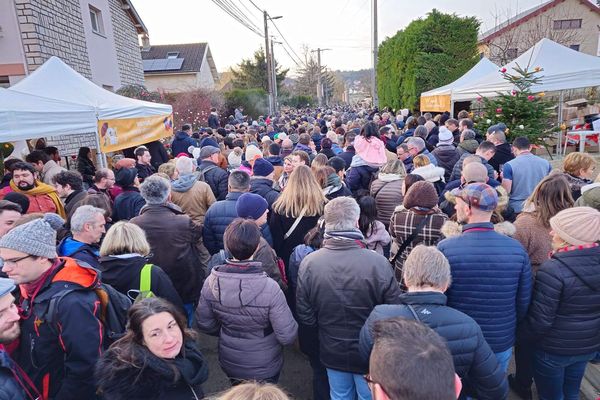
[311,48,331,108]
[372,0,379,108]
[271,38,283,114]
[263,11,274,115]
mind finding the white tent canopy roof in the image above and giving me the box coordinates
[9,56,171,119]
[453,38,600,101]
[0,88,97,141]
[0,56,172,142]
[421,57,498,97]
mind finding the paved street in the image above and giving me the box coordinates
[198,332,529,399]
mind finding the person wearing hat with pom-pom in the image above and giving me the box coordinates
[0,213,105,399]
[519,206,600,400]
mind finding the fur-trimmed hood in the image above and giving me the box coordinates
[411,164,445,183]
[441,220,516,238]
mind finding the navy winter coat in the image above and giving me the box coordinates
[522,246,600,356]
[359,292,508,400]
[345,164,379,194]
[339,147,355,170]
[203,191,272,255]
[250,178,280,208]
[0,351,27,399]
[438,222,532,353]
[198,160,229,201]
[171,131,197,157]
[57,236,101,269]
[112,187,145,222]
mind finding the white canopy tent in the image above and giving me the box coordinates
[453,38,600,101]
[0,57,173,162]
[0,88,97,141]
[420,57,498,112]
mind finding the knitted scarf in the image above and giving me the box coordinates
[9,180,66,218]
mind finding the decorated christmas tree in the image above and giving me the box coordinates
[473,64,554,143]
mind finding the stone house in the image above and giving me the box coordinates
[141,42,219,93]
[478,0,600,65]
[0,0,147,89]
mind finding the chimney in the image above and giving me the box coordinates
[141,34,150,51]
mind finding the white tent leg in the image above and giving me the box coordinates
[94,126,106,168]
[557,91,564,154]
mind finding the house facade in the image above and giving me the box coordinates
[478,0,600,65]
[0,0,147,89]
[141,42,219,93]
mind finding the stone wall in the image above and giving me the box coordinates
[14,0,92,78]
[109,0,144,86]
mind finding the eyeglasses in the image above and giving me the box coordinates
[0,255,32,269]
[364,374,390,397]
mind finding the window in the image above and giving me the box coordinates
[569,44,580,51]
[166,52,179,59]
[102,85,114,91]
[0,76,9,89]
[506,48,518,59]
[553,19,582,30]
[89,5,104,35]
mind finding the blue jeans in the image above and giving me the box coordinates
[534,350,596,400]
[326,369,371,400]
[495,348,513,374]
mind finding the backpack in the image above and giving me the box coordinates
[130,263,155,301]
[45,282,131,347]
[210,249,288,287]
[42,258,132,347]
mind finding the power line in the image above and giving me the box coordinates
[274,39,301,67]
[268,17,305,67]
[221,0,262,32]
[237,0,261,21]
[210,0,263,37]
[248,0,262,13]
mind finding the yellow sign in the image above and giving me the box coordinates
[420,94,451,113]
[97,114,174,153]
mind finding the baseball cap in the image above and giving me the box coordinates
[450,183,498,211]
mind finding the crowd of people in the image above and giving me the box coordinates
[0,105,598,400]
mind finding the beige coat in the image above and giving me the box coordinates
[170,180,216,226]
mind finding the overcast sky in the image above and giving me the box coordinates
[132,0,550,75]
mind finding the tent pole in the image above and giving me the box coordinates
[557,91,564,155]
[94,123,106,168]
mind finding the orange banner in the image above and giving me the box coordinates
[97,114,174,153]
[420,94,451,113]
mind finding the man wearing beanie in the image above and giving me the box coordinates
[250,158,280,209]
[0,213,105,399]
[389,181,448,280]
[432,127,461,182]
[112,167,145,222]
[518,206,600,400]
[0,162,66,218]
[438,183,532,374]
[232,193,285,290]
[198,145,229,201]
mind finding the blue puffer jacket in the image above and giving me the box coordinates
[202,191,272,255]
[438,222,532,353]
[346,163,379,194]
[359,292,508,400]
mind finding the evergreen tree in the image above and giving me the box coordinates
[473,65,553,143]
[230,48,288,92]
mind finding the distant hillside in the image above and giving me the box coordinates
[335,69,371,93]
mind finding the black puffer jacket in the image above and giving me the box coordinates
[96,341,208,400]
[523,246,600,355]
[432,144,461,182]
[359,292,508,400]
[198,161,229,201]
[0,350,27,400]
[488,142,514,174]
[98,254,185,312]
[296,235,400,374]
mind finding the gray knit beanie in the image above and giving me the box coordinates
[0,213,64,258]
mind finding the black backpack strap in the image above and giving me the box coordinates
[390,213,432,265]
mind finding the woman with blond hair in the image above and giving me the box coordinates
[98,221,184,311]
[562,152,596,200]
[269,165,326,270]
[218,382,290,400]
[411,154,445,195]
